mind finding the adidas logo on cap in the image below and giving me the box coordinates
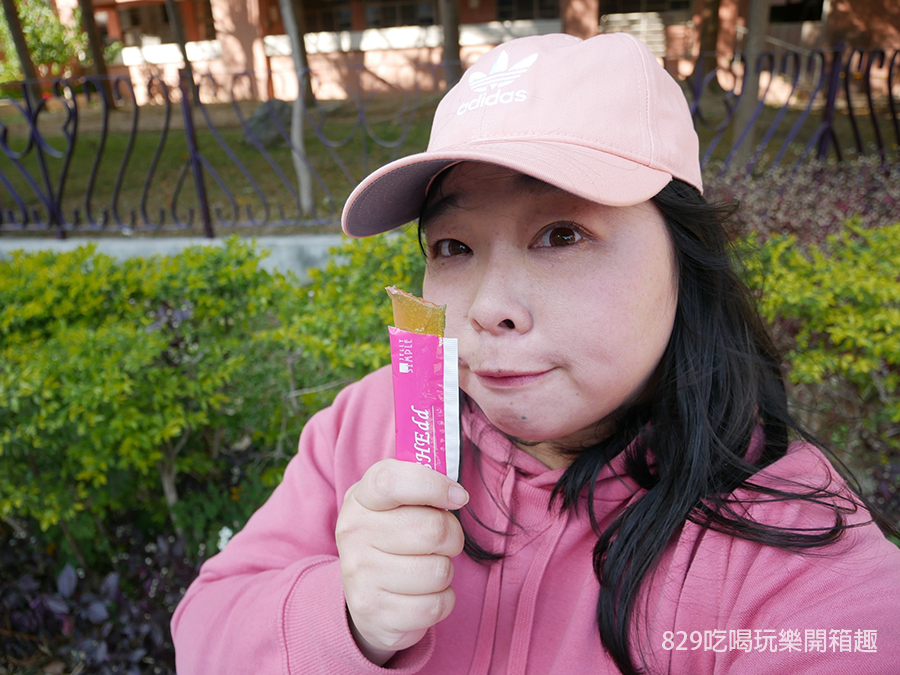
[456,52,538,116]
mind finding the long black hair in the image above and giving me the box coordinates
[418,174,887,675]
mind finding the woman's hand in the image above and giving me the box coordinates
[336,459,469,665]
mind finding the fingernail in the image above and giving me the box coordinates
[449,485,469,507]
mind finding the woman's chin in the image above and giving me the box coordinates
[482,411,562,444]
[480,406,613,454]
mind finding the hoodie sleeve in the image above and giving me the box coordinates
[648,443,900,675]
[171,367,435,674]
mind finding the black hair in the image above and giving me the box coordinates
[417,172,893,675]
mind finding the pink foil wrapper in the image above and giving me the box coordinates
[389,326,460,481]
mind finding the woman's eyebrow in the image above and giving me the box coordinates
[420,193,462,230]
[420,173,562,230]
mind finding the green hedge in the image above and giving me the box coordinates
[2,220,897,565]
[0,232,424,563]
[745,221,900,529]
[750,221,899,408]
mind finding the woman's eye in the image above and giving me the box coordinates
[432,239,471,258]
[534,225,584,248]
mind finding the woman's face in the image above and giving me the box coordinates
[421,163,678,467]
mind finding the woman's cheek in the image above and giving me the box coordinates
[421,271,441,305]
[423,275,468,332]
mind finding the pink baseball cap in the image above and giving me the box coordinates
[341,32,702,237]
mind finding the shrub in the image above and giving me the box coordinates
[744,220,900,528]
[175,227,425,557]
[0,239,299,564]
[0,228,426,563]
[1,521,197,674]
[0,225,426,673]
[272,226,425,376]
[705,156,900,242]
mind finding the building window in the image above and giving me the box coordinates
[118,3,173,47]
[497,0,558,21]
[192,0,217,40]
[305,0,353,32]
[95,10,112,46]
[364,0,435,28]
[599,0,689,13]
[769,0,823,23]
[117,0,216,46]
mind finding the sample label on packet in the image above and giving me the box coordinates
[389,326,460,482]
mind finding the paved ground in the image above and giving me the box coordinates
[0,233,346,280]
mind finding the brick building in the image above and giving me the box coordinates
[51,0,900,101]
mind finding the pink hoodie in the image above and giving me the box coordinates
[172,366,900,674]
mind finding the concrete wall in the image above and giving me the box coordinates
[0,234,346,281]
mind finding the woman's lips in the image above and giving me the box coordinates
[473,370,550,388]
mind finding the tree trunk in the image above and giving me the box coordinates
[2,514,28,537]
[278,0,314,216]
[439,0,461,86]
[76,0,114,107]
[0,0,42,106]
[289,0,315,107]
[163,0,199,102]
[158,459,183,536]
[732,0,770,167]
[59,520,89,570]
[697,0,722,83]
[158,428,190,537]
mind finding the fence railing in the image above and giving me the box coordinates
[0,44,897,239]
[688,43,899,177]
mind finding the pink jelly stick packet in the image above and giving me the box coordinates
[389,326,460,482]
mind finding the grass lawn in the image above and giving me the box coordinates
[0,94,439,237]
[0,84,894,238]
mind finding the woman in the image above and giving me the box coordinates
[172,32,900,674]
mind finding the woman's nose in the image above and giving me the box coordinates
[467,256,533,335]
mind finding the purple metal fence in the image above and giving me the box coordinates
[0,46,896,239]
[688,43,899,176]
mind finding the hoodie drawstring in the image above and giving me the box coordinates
[468,464,518,675]
[506,509,570,674]
[468,464,573,675]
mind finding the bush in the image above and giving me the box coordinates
[1,521,198,674]
[0,227,425,558]
[0,238,299,565]
[3,217,896,673]
[0,227,425,672]
[271,226,425,377]
[744,220,900,528]
[705,156,900,241]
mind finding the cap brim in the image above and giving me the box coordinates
[341,141,673,237]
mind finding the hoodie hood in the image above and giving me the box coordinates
[457,401,645,675]
[462,399,644,500]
